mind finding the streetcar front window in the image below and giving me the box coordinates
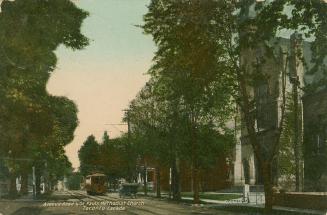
[98,177,105,184]
[91,176,105,184]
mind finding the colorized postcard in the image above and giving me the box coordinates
[0,0,326,214]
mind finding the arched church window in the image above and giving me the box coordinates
[255,81,270,129]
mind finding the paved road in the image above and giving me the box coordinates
[0,190,244,215]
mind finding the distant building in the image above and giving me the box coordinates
[138,155,231,193]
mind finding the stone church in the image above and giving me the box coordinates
[229,0,327,192]
[232,33,327,192]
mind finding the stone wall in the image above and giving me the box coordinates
[274,192,327,211]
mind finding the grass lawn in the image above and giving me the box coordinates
[181,192,242,201]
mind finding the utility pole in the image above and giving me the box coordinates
[126,110,131,142]
[32,166,36,199]
[123,109,133,182]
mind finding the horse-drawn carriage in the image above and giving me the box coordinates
[119,183,138,198]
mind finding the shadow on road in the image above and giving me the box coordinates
[10,207,76,215]
[10,207,42,215]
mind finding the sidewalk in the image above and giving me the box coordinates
[141,192,327,215]
[0,191,43,202]
[17,194,32,201]
[211,204,327,215]
[189,197,326,215]
[182,196,244,204]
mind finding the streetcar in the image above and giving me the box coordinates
[85,173,107,195]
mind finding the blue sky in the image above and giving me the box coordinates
[58,0,155,66]
[47,0,155,169]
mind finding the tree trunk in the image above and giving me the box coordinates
[262,162,273,214]
[9,173,17,196]
[169,164,175,199]
[46,180,51,193]
[44,180,50,194]
[35,174,41,196]
[191,117,200,205]
[192,166,200,204]
[20,172,29,195]
[143,165,147,196]
[156,167,161,198]
[172,157,181,201]
[292,82,301,192]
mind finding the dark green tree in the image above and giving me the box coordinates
[78,135,100,176]
[142,0,235,203]
[67,172,83,191]
[0,0,89,196]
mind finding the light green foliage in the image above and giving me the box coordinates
[126,0,240,202]
[278,93,296,189]
[142,0,236,167]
